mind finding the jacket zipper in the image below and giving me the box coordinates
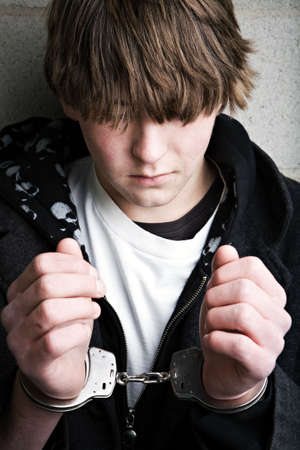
[149,275,208,373]
[126,274,208,447]
[102,275,207,449]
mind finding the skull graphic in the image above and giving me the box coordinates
[50,202,77,224]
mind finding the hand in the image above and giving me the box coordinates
[1,238,104,400]
[199,245,291,405]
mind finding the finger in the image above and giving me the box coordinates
[209,256,286,304]
[207,245,239,289]
[202,331,276,382]
[56,238,83,258]
[212,245,239,272]
[205,279,292,333]
[7,252,98,303]
[20,298,100,341]
[30,321,94,362]
[205,303,285,355]
[6,273,105,322]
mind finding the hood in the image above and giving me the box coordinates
[0,114,293,252]
[0,117,88,248]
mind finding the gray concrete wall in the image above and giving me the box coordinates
[0,0,299,180]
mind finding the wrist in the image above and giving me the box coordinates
[18,371,77,407]
[17,348,117,413]
[201,376,268,410]
[18,356,88,405]
[0,373,62,450]
[169,347,268,415]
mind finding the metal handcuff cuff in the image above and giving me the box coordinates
[19,347,268,415]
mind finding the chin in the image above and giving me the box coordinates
[125,192,175,209]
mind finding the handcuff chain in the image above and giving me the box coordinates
[116,371,170,385]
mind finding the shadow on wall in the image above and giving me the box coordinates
[0,8,62,130]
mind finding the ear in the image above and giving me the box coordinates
[60,99,81,121]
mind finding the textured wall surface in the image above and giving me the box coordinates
[0,0,299,180]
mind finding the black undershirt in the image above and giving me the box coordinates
[135,176,224,240]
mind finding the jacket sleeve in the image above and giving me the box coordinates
[0,283,17,414]
[270,178,300,449]
[270,365,300,450]
[187,377,274,450]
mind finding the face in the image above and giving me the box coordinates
[66,107,218,222]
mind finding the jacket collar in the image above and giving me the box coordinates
[0,114,293,256]
[207,115,293,250]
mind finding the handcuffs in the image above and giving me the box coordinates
[19,347,267,415]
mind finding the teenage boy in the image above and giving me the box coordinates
[0,1,299,449]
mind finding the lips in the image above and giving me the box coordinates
[130,172,173,186]
[132,173,167,178]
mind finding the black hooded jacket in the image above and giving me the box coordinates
[0,114,299,450]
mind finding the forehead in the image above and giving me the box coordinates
[79,111,217,142]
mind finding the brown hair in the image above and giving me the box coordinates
[44,0,256,128]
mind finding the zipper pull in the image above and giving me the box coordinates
[123,408,137,450]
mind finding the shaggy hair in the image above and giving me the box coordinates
[44,0,256,128]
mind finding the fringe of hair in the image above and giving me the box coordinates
[44,0,257,129]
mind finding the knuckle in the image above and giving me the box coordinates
[32,254,49,276]
[204,288,215,308]
[211,269,223,286]
[245,256,263,274]
[264,353,276,375]
[235,303,253,327]
[278,286,287,306]
[0,306,9,329]
[1,301,19,332]
[36,301,56,329]
[205,309,215,330]
[277,336,285,355]
[231,334,249,360]
[284,311,292,333]
[203,330,217,349]
[236,278,251,299]
[6,330,18,355]
[79,260,92,275]
[263,322,285,357]
[36,275,55,299]
[42,331,59,357]
[68,256,83,272]
[280,310,292,335]
[7,280,17,302]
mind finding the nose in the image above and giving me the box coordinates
[131,119,168,164]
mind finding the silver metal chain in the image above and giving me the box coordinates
[116,371,170,386]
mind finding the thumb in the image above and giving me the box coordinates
[56,238,83,259]
[212,245,239,272]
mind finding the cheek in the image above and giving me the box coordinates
[83,133,115,166]
[92,143,128,179]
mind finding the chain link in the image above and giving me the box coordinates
[116,371,170,386]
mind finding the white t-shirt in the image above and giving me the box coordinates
[68,156,218,406]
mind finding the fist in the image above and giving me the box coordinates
[1,238,105,400]
[199,245,291,404]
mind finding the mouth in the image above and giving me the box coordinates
[129,172,173,186]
